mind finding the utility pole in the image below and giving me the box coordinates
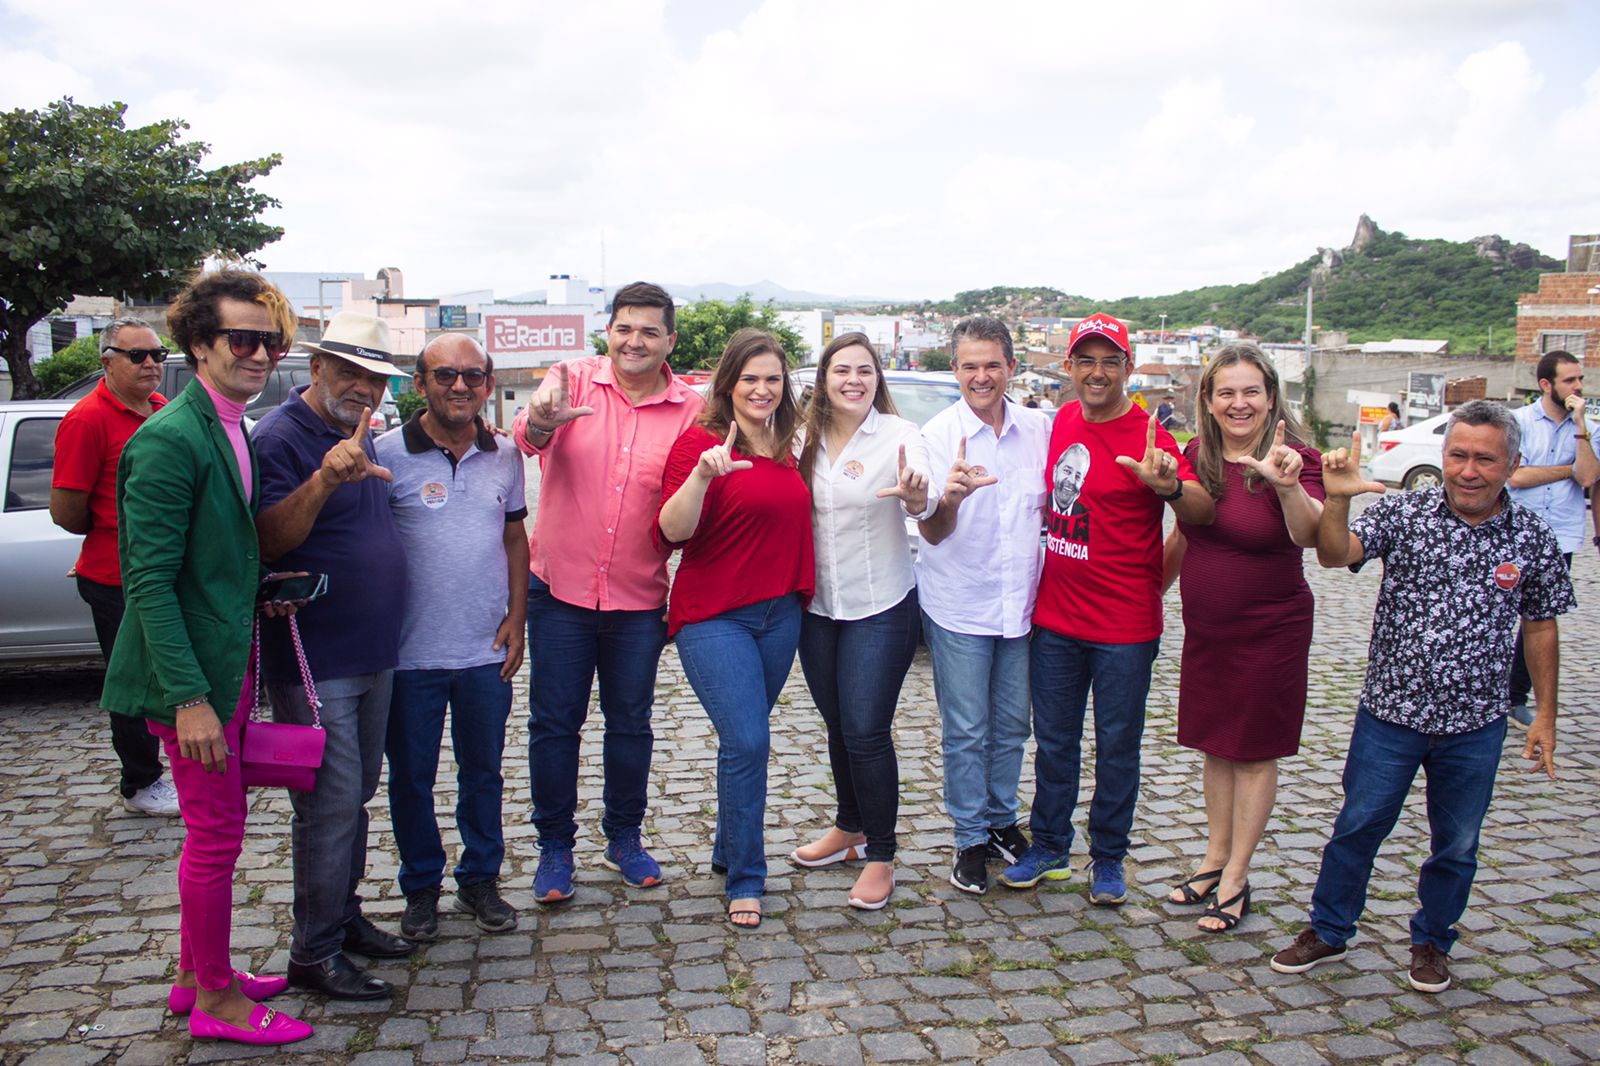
[1303,281,1314,352]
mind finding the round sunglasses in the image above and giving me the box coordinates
[214,328,291,360]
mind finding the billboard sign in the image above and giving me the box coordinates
[485,314,587,356]
[1408,371,1445,416]
[439,305,468,329]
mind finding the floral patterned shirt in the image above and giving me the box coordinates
[1349,488,1575,735]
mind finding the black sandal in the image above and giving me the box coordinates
[1199,883,1251,933]
[1170,868,1224,905]
[727,903,762,929]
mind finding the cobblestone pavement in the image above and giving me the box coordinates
[3,529,1599,1066]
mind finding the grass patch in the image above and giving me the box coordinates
[716,972,752,1006]
[345,1027,376,1054]
[1460,977,1494,992]
[1178,941,1210,965]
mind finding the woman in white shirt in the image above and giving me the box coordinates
[791,333,932,910]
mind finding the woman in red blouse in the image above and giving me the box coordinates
[656,329,815,929]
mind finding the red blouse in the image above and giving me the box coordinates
[655,425,815,637]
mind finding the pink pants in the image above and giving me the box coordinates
[147,710,248,991]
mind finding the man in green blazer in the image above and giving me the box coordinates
[101,270,318,1047]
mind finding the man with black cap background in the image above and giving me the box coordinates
[998,313,1214,906]
[252,312,413,1000]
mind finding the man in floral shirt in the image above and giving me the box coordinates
[1270,400,1574,995]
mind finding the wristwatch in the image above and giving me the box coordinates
[1157,482,1184,502]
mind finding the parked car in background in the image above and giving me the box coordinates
[1368,411,1450,490]
[0,400,99,662]
[53,355,403,432]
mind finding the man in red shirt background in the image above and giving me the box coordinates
[49,317,179,816]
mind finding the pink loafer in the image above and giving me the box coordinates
[190,1004,312,1046]
[168,971,290,1015]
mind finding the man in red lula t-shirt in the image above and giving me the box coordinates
[997,313,1215,903]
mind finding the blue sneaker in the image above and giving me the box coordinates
[1089,857,1126,906]
[533,844,575,903]
[1508,703,1535,728]
[997,846,1072,889]
[603,830,663,889]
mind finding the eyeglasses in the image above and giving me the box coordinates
[215,329,290,360]
[103,346,170,364]
[1070,356,1127,372]
[428,367,489,388]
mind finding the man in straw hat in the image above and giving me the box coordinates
[252,312,413,1000]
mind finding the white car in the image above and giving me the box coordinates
[1368,412,1450,490]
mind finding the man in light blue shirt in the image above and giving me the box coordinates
[1506,350,1596,723]
[374,334,529,940]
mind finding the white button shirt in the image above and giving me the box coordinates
[916,398,1052,638]
[806,409,934,621]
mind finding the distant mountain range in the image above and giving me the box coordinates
[505,279,881,306]
[502,217,1560,355]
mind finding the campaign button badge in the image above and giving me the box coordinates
[421,481,449,509]
[1494,561,1520,590]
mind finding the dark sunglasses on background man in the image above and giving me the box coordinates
[103,346,170,364]
[428,367,489,388]
[215,328,291,360]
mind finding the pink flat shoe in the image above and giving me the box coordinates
[190,1003,312,1045]
[168,971,290,1015]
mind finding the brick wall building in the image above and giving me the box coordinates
[1513,235,1600,391]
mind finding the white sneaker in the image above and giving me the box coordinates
[124,778,181,816]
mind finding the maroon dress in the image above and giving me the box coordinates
[1175,441,1323,761]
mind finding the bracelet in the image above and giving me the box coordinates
[1577,433,1591,441]
[1156,482,1184,502]
[173,696,208,711]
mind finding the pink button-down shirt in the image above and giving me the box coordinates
[512,356,705,611]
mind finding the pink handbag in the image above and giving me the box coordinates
[239,616,325,792]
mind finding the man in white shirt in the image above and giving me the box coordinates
[1506,350,1597,724]
[917,316,1052,894]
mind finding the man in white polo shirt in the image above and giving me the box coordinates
[374,333,529,942]
[916,315,1052,895]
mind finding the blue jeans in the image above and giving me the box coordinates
[921,612,1032,850]
[797,590,920,862]
[269,671,392,965]
[1027,629,1158,860]
[386,663,513,895]
[675,595,802,901]
[1309,708,1505,953]
[525,576,667,848]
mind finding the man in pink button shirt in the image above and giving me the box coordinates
[511,281,704,903]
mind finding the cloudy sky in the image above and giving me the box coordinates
[4,0,1597,303]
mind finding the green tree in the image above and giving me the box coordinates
[33,335,105,395]
[1,98,282,398]
[668,295,808,371]
[918,350,952,372]
[395,391,426,421]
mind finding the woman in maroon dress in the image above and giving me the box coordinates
[1161,344,1323,932]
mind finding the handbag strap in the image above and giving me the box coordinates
[249,613,322,729]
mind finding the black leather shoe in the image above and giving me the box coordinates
[342,913,414,958]
[287,953,392,1000]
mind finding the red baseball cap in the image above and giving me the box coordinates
[1068,313,1131,356]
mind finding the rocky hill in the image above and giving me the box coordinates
[885,216,1559,354]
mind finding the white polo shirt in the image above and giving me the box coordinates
[916,398,1051,638]
[805,408,934,621]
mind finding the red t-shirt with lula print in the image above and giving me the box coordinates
[1033,402,1192,644]
[654,425,815,638]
